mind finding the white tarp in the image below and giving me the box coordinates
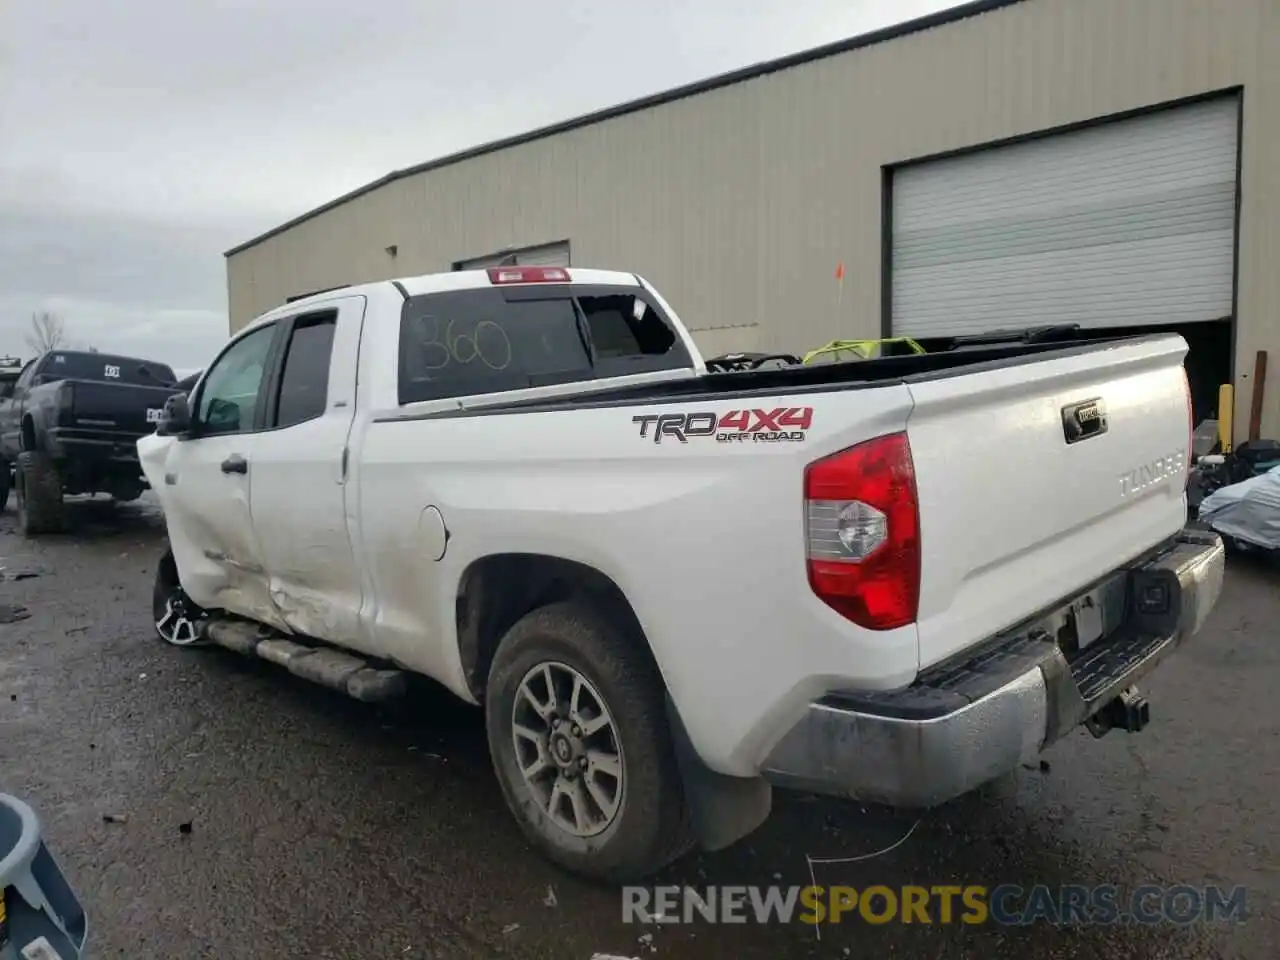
[1198,464,1280,549]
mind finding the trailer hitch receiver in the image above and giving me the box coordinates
[1086,685,1150,738]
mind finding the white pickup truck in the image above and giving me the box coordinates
[139,265,1225,881]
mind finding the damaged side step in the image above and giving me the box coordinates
[204,619,407,703]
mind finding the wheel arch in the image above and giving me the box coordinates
[462,552,773,864]
[455,552,648,702]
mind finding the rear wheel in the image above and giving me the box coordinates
[15,451,65,536]
[153,550,207,646]
[485,599,692,882]
[0,462,10,512]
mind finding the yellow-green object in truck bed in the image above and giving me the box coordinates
[801,337,926,365]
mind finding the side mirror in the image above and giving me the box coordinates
[157,393,191,437]
[205,398,241,433]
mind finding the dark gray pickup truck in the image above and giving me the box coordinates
[0,350,179,535]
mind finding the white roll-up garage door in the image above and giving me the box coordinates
[455,240,570,270]
[891,97,1239,337]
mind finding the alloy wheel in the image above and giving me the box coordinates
[511,661,625,838]
[155,585,205,646]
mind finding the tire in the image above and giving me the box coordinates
[15,451,65,536]
[485,598,693,882]
[152,549,207,646]
[0,463,10,513]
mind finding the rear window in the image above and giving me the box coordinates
[38,352,176,386]
[397,285,689,404]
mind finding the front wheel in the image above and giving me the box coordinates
[485,599,692,882]
[153,550,208,646]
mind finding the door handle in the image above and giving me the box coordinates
[220,455,248,475]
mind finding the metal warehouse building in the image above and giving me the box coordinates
[225,0,1280,439]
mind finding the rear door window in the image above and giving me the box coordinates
[272,313,337,428]
[397,285,690,404]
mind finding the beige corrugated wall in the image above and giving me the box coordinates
[227,0,1280,437]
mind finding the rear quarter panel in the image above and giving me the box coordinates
[354,383,919,776]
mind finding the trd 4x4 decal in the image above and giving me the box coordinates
[632,407,813,444]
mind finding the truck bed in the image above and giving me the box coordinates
[359,329,1192,766]
[380,333,1153,419]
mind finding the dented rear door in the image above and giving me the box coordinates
[247,297,368,651]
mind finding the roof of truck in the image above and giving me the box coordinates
[246,266,646,338]
[270,266,640,314]
[395,267,640,297]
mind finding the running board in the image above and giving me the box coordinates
[203,619,408,703]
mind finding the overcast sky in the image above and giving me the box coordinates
[0,0,959,373]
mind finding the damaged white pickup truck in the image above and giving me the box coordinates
[139,265,1225,881]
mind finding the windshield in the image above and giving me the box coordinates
[37,352,177,386]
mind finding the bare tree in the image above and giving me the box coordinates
[25,311,66,354]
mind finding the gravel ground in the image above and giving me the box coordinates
[1,496,1277,959]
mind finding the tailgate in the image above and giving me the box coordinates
[65,380,177,435]
[906,334,1192,669]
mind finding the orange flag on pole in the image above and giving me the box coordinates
[835,261,845,309]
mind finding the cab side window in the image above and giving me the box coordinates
[272,313,337,429]
[196,324,276,436]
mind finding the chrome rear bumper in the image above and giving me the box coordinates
[761,530,1226,807]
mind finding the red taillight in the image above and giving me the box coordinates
[804,432,921,631]
[486,266,571,285]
